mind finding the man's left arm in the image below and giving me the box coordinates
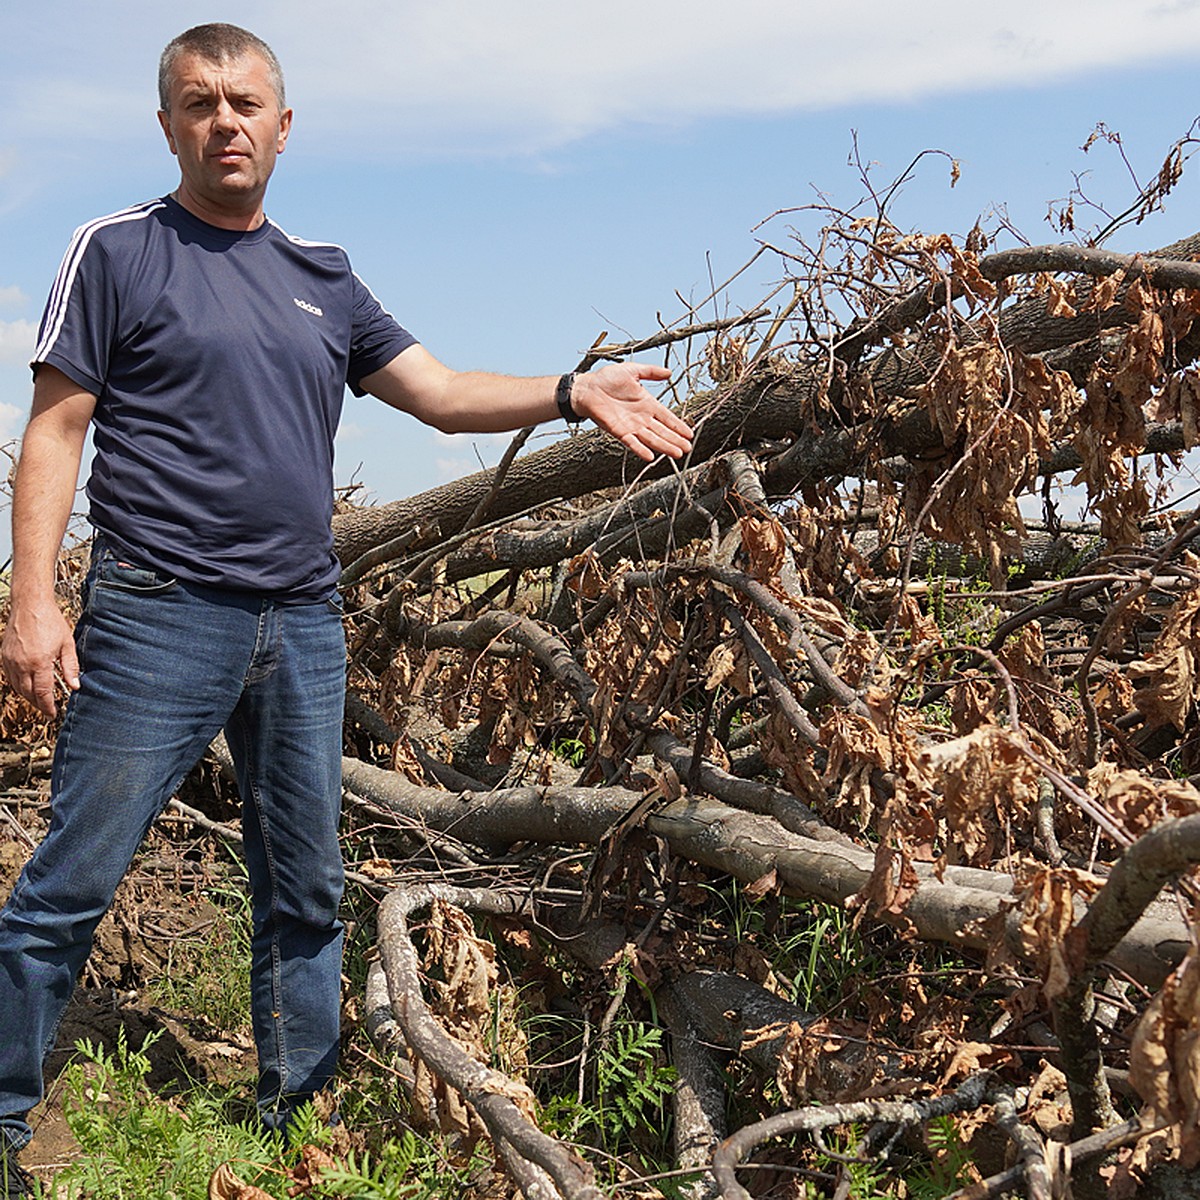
[359,344,694,463]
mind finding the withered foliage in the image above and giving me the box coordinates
[324,190,1200,1191]
[13,153,1200,1195]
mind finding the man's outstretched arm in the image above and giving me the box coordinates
[2,365,96,716]
[360,344,694,463]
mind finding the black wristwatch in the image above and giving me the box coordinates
[556,372,582,423]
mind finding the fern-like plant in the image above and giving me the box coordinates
[906,1114,975,1199]
[595,1022,676,1148]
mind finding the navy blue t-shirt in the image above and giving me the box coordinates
[32,196,416,602]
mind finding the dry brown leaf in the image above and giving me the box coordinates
[949,673,998,737]
[356,858,396,880]
[744,867,779,900]
[425,899,496,1046]
[1129,577,1200,731]
[565,550,605,600]
[822,710,890,779]
[1043,275,1078,319]
[1081,268,1124,314]
[937,1040,1016,1086]
[1068,287,1160,541]
[739,514,789,584]
[946,243,997,304]
[703,639,751,695]
[1129,948,1200,1166]
[1149,369,1200,448]
[758,708,824,804]
[895,592,944,649]
[733,940,782,995]
[1112,279,1165,410]
[1014,866,1104,1001]
[286,1145,338,1197]
[908,343,1049,583]
[478,1069,541,1125]
[773,1019,849,1105]
[852,842,921,926]
[1098,1129,1182,1200]
[1088,761,1200,837]
[1129,987,1172,1117]
[923,725,1040,867]
[1093,667,1136,725]
[706,333,748,382]
[208,1163,274,1200]
[1026,1060,1072,1139]
[408,899,502,1137]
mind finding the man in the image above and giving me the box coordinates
[0,23,693,1195]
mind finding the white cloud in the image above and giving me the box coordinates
[0,319,35,365]
[263,0,1200,157]
[432,430,512,454]
[436,456,477,481]
[0,401,23,441]
[6,1,1200,161]
[0,286,27,312]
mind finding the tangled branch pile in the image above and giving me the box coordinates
[10,153,1200,1198]
[330,180,1200,1194]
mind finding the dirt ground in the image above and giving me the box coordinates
[25,991,255,1177]
[0,776,257,1182]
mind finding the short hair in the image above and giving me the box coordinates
[158,23,285,112]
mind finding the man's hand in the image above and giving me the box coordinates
[3,364,95,716]
[2,596,80,717]
[570,363,693,462]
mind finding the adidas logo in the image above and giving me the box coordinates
[293,297,324,317]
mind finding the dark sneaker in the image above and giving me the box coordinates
[0,1149,33,1198]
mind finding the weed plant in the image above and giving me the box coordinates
[146,877,253,1037]
[702,879,884,1014]
[54,1029,286,1198]
[797,1116,975,1199]
[539,1019,675,1168]
[51,1030,473,1199]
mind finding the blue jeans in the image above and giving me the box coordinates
[0,539,346,1150]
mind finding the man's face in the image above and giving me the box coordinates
[157,50,292,223]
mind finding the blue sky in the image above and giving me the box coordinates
[4,0,1200,525]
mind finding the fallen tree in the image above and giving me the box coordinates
[329,152,1200,1193]
[11,136,1200,1198]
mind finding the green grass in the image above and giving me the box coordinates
[796,1116,975,1199]
[702,880,884,1014]
[50,1029,476,1199]
[44,862,984,1198]
[145,878,253,1038]
[48,1022,977,1200]
[54,1028,287,1199]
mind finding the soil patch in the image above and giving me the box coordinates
[2,791,257,1184]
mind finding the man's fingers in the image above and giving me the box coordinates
[630,363,672,383]
[657,411,694,448]
[622,436,654,463]
[651,429,693,459]
[640,410,693,456]
[27,665,59,718]
[60,640,81,693]
[620,421,692,463]
[663,408,694,437]
[3,640,78,718]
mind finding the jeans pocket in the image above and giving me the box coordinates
[95,552,179,595]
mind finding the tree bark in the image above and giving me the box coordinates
[344,755,1191,989]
